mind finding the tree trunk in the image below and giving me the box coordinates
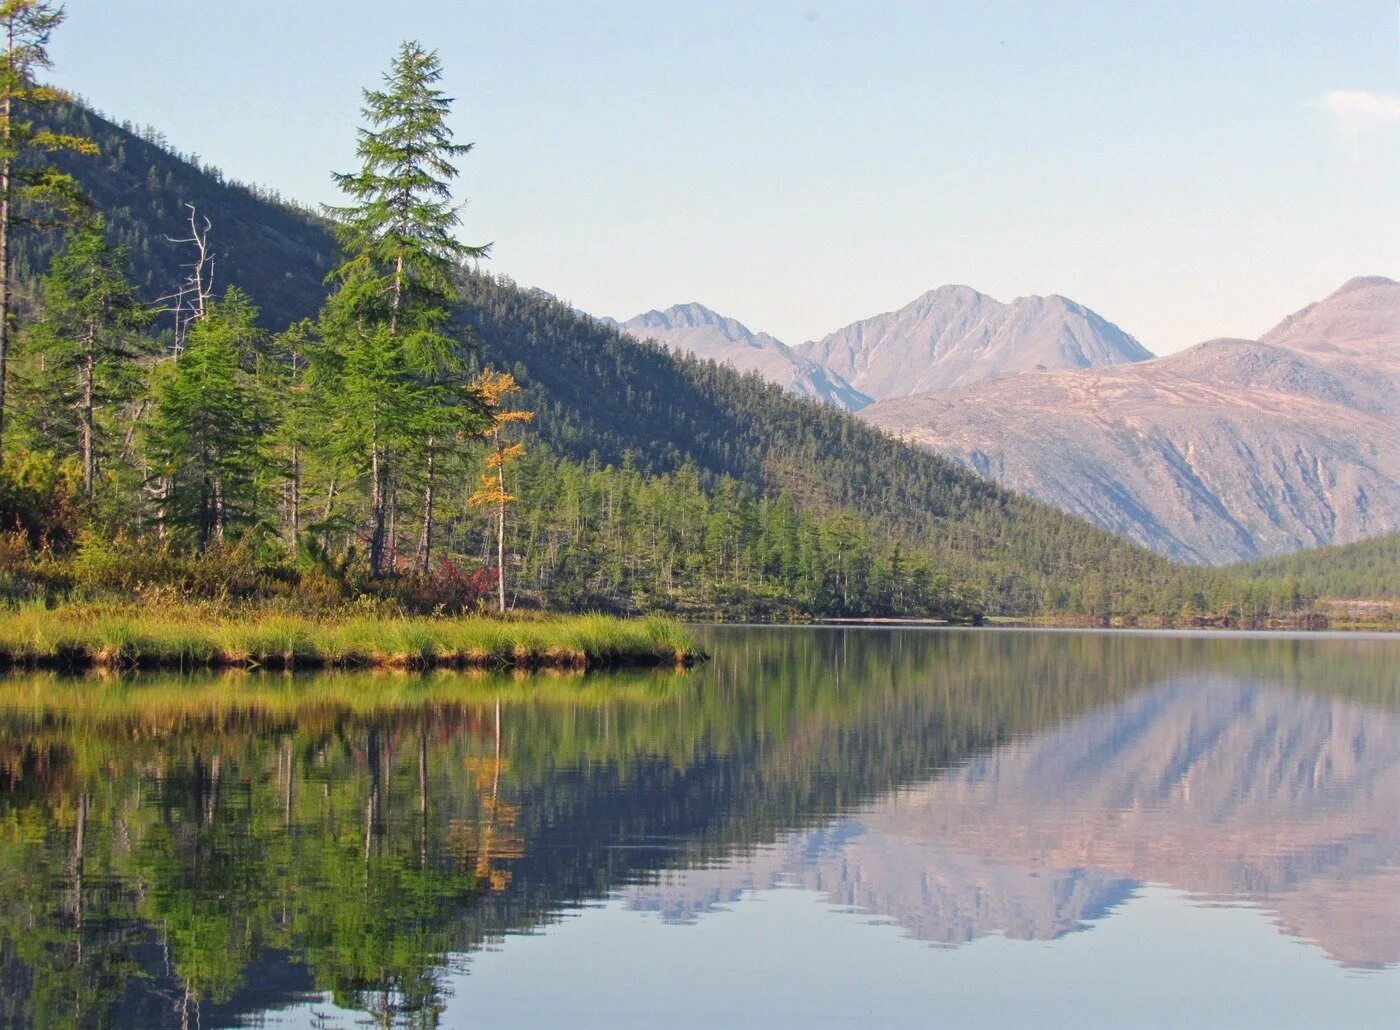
[418,437,435,574]
[0,58,12,452]
[369,437,386,575]
[288,442,300,543]
[386,481,397,571]
[496,448,507,615]
[81,322,96,498]
[389,251,404,335]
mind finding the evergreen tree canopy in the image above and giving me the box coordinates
[145,288,269,549]
[319,41,489,575]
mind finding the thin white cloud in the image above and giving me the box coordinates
[1323,89,1400,128]
[1320,90,1400,162]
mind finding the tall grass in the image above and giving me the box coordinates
[0,604,705,671]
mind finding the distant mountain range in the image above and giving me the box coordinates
[864,277,1400,562]
[620,277,1399,564]
[616,285,1148,408]
[616,303,870,409]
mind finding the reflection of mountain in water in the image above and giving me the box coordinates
[626,680,1400,968]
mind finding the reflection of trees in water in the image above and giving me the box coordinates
[0,629,1394,1025]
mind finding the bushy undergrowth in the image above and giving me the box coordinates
[1,528,495,615]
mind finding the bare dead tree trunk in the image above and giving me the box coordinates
[0,24,13,452]
[288,442,300,542]
[163,205,213,356]
[81,322,96,498]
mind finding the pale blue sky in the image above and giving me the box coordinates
[55,1,1400,354]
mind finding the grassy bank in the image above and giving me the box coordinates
[0,605,704,671]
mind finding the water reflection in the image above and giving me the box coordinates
[627,675,1400,968]
[0,628,1394,1026]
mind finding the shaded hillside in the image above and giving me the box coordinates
[20,102,334,331]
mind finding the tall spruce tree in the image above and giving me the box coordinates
[0,0,95,450]
[319,41,488,575]
[145,289,269,550]
[26,215,152,497]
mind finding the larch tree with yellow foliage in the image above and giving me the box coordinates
[469,369,532,613]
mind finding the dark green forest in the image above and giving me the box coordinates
[1229,532,1399,599]
[0,38,1392,624]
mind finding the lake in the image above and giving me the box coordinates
[1,626,1397,1027]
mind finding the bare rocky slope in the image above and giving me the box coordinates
[618,303,870,410]
[617,286,1149,411]
[797,284,1153,399]
[862,278,1400,563]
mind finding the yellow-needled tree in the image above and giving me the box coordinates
[468,369,532,614]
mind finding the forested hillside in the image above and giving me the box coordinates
[18,102,1172,612]
[3,98,1384,623]
[1233,533,1399,599]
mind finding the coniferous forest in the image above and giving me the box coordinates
[0,7,1394,627]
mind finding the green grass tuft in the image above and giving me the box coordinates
[0,604,705,672]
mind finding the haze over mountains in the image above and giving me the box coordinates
[623,277,1399,564]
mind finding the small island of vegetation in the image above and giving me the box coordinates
[0,604,699,671]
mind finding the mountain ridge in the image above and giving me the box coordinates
[862,279,1400,562]
[797,283,1153,399]
[617,302,871,410]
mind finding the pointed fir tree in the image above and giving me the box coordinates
[318,40,488,575]
[145,289,271,550]
[24,215,153,498]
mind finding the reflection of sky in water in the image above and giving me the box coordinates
[283,887,1400,1029]
[435,887,1400,1030]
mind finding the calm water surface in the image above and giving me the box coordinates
[1,627,1398,1027]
